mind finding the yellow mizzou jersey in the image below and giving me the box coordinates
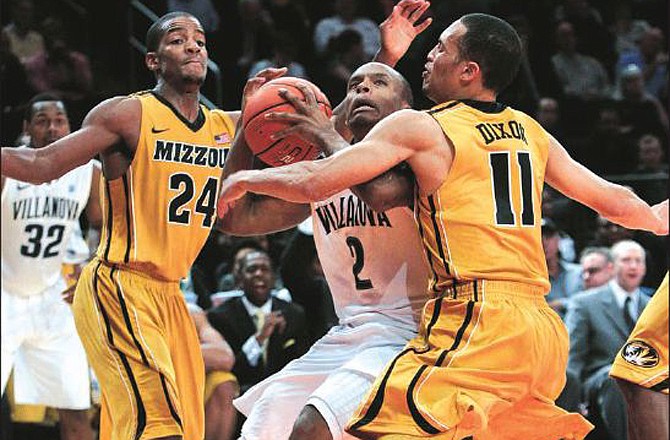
[97,91,235,281]
[417,100,551,294]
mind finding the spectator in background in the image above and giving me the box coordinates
[536,96,565,141]
[207,250,308,394]
[566,240,651,440]
[614,64,669,141]
[23,17,93,99]
[167,0,220,34]
[264,0,312,66]
[582,105,636,175]
[248,32,308,79]
[611,3,650,56]
[551,21,611,101]
[497,14,540,115]
[617,27,668,100]
[0,30,31,146]
[553,0,615,71]
[313,0,380,61]
[543,217,582,318]
[187,303,238,440]
[318,29,367,105]
[2,0,44,62]
[210,241,292,309]
[631,133,668,205]
[237,0,275,70]
[580,246,615,290]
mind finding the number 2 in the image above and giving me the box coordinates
[489,151,535,226]
[346,236,373,290]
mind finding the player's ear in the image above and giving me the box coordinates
[461,61,480,82]
[145,52,159,72]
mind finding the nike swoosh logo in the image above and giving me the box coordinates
[16,184,31,190]
[152,127,169,134]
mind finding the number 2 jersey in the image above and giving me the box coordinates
[97,91,235,281]
[312,189,429,332]
[2,160,94,296]
[418,100,551,294]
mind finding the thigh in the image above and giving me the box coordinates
[72,262,190,440]
[1,290,27,395]
[15,315,90,409]
[347,296,577,439]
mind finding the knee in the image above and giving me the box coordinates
[290,406,331,440]
[208,380,239,407]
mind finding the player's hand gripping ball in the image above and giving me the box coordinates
[242,77,332,167]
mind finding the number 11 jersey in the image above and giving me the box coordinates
[419,100,551,294]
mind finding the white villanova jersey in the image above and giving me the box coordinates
[2,161,94,296]
[312,189,428,332]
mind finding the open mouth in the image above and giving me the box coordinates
[351,99,377,115]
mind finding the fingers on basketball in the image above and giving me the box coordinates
[242,77,332,167]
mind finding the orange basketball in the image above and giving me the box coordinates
[242,77,332,167]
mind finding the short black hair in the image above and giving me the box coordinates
[24,92,65,122]
[457,13,522,93]
[145,11,197,52]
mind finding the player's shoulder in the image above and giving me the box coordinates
[85,94,142,125]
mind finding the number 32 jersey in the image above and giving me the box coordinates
[2,160,94,296]
[312,189,429,332]
[97,92,235,281]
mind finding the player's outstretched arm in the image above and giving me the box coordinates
[217,109,438,213]
[545,134,668,235]
[1,97,138,184]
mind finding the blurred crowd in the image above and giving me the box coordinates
[1,0,667,439]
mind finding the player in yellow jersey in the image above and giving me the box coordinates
[610,272,669,440]
[0,12,283,440]
[217,13,668,440]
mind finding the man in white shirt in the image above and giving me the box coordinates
[566,240,651,440]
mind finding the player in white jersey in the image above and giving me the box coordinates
[217,9,432,436]
[1,94,102,440]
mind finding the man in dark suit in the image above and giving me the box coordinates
[207,250,309,393]
[566,240,651,440]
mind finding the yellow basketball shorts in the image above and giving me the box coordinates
[610,273,669,394]
[72,258,205,440]
[204,370,238,403]
[346,280,593,440]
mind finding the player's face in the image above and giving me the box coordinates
[423,22,467,103]
[240,254,275,306]
[24,101,70,149]
[345,64,407,129]
[613,246,646,292]
[152,16,208,86]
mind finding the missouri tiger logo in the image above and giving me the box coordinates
[620,340,660,368]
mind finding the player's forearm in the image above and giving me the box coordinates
[596,185,666,234]
[1,147,57,184]
[216,194,309,235]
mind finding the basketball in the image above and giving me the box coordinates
[242,77,332,167]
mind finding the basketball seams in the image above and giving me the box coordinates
[242,77,331,166]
